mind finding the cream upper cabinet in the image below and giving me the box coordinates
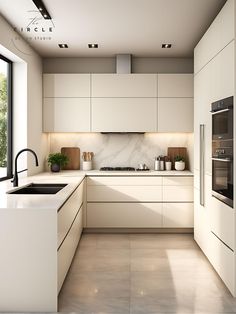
[194,0,234,74]
[43,74,90,97]
[157,74,193,133]
[158,74,193,97]
[91,98,157,132]
[210,41,234,102]
[91,74,157,97]
[157,98,193,132]
[43,98,90,132]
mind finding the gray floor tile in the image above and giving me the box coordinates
[59,233,235,313]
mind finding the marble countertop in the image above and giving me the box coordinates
[52,169,193,176]
[0,169,193,210]
[0,172,85,210]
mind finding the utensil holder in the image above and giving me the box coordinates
[82,161,92,171]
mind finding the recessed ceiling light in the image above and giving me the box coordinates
[58,44,68,48]
[162,44,172,48]
[32,0,51,19]
[88,44,98,48]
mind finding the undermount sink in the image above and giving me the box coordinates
[7,183,67,195]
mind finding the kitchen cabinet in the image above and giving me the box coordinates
[91,98,157,132]
[58,181,84,248]
[58,206,83,292]
[208,231,234,294]
[194,0,234,74]
[43,73,91,132]
[87,203,162,228]
[158,74,193,98]
[91,74,157,132]
[210,196,235,251]
[0,178,85,312]
[43,98,90,132]
[57,180,84,293]
[194,61,212,174]
[162,203,193,228]
[163,176,193,202]
[86,175,193,229]
[43,74,90,97]
[43,72,195,133]
[194,0,235,296]
[157,98,193,132]
[91,74,157,97]
[210,40,234,102]
[157,74,193,133]
[194,174,212,256]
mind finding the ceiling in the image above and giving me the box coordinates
[0,0,227,57]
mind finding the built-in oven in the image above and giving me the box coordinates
[211,96,233,140]
[211,96,234,208]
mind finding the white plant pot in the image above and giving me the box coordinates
[175,161,185,171]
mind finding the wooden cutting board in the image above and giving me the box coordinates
[61,147,80,170]
[167,147,188,170]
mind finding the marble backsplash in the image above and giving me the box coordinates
[48,133,194,171]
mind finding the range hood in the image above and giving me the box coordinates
[116,54,132,74]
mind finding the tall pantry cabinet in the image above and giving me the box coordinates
[194,0,235,295]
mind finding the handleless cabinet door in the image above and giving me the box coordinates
[43,74,90,97]
[43,98,90,132]
[157,98,193,132]
[158,74,193,97]
[91,98,157,132]
[87,203,162,228]
[91,74,157,97]
[194,0,234,73]
[163,203,194,228]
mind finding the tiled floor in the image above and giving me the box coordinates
[59,234,236,313]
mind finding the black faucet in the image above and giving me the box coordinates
[11,148,39,187]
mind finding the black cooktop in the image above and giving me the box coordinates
[100,167,136,171]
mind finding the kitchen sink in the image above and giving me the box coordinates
[7,183,67,195]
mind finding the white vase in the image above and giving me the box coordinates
[175,161,185,171]
[165,161,172,171]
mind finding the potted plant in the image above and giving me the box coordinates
[174,155,185,171]
[47,153,69,172]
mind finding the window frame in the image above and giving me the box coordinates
[0,54,13,181]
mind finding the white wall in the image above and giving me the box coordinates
[0,14,48,175]
[49,133,193,171]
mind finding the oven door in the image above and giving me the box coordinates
[212,158,233,207]
[212,108,233,140]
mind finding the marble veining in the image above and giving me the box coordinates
[49,133,193,171]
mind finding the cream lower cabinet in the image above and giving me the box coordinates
[86,176,193,229]
[162,176,193,227]
[57,180,84,293]
[91,98,157,132]
[87,203,162,228]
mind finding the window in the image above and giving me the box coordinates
[0,55,12,181]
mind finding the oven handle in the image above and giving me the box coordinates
[212,158,231,162]
[210,108,230,115]
[200,124,205,206]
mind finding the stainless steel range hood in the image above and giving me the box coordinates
[116,54,132,74]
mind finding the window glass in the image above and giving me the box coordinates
[0,56,12,180]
